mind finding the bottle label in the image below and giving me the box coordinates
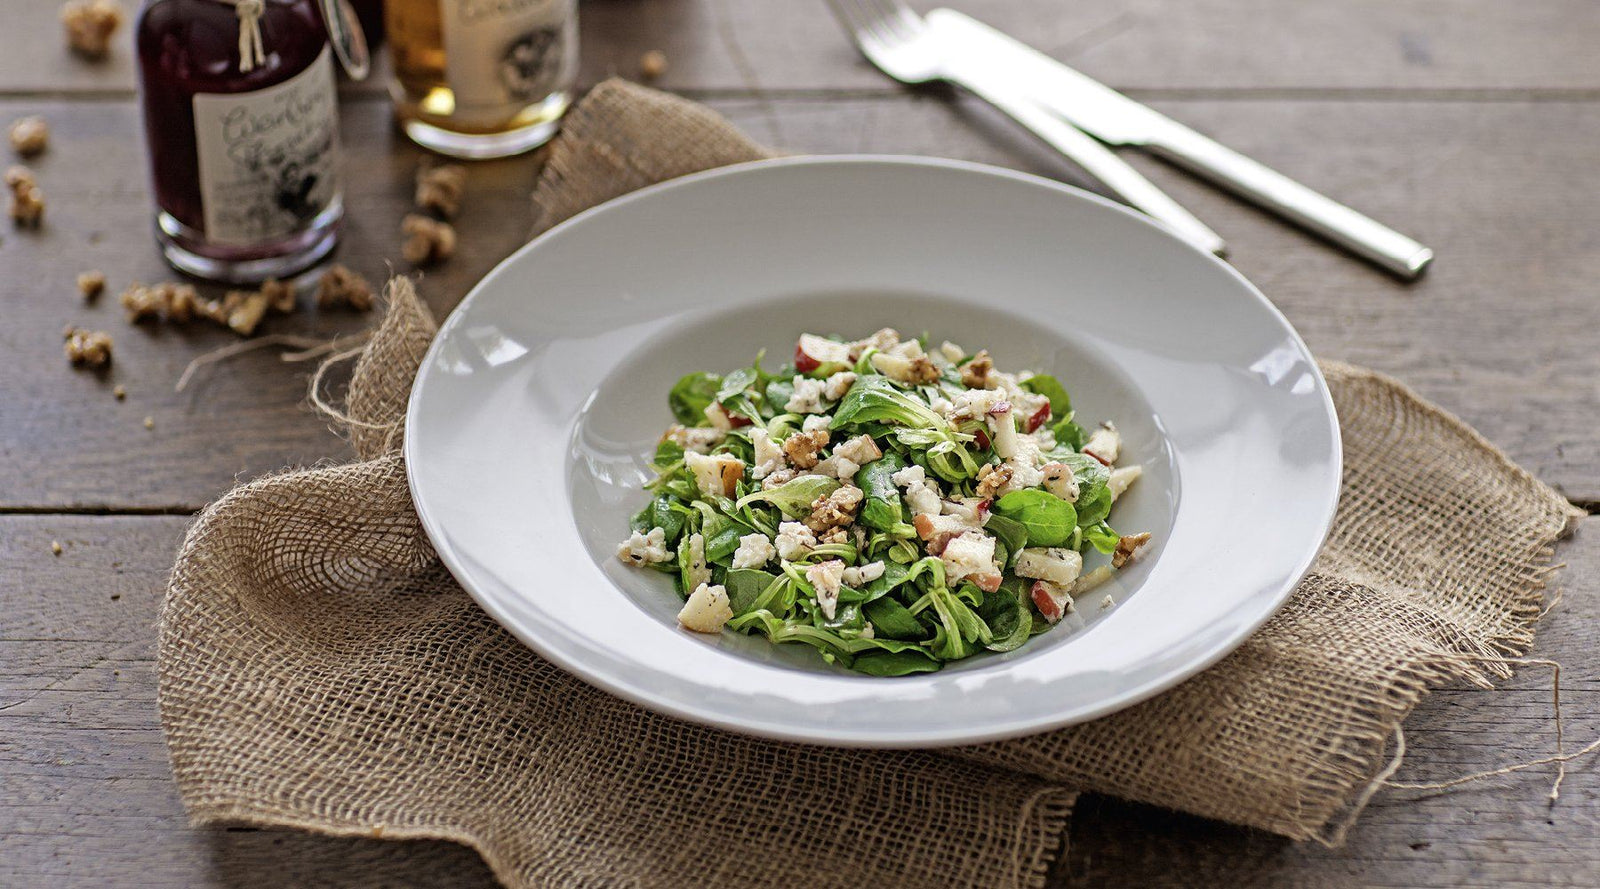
[439,0,573,123]
[191,47,341,246]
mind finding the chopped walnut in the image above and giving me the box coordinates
[120,282,200,324]
[112,383,125,400]
[761,467,799,489]
[804,485,864,535]
[639,50,668,80]
[315,264,374,311]
[1112,531,1153,569]
[7,165,44,226]
[224,291,270,336]
[974,462,1014,499]
[51,540,63,556]
[782,429,830,470]
[818,526,850,545]
[402,214,456,266]
[961,349,994,388]
[63,326,112,368]
[414,164,467,219]
[62,0,123,60]
[77,270,106,301]
[260,277,297,314]
[9,116,49,157]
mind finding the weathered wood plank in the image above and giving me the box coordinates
[5,0,1600,96]
[0,515,1594,887]
[3,94,1596,509]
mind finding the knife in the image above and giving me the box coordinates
[926,8,1435,279]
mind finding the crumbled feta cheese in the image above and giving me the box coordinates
[1100,594,1116,610]
[939,341,965,363]
[906,480,943,517]
[848,328,900,359]
[1031,426,1057,451]
[806,559,846,620]
[786,376,827,413]
[823,370,858,401]
[678,582,733,633]
[802,414,831,433]
[940,531,998,584]
[1013,547,1085,586]
[684,533,711,592]
[750,426,786,480]
[929,395,954,417]
[841,561,885,587]
[989,402,1022,460]
[889,464,926,487]
[731,532,776,569]
[1040,462,1080,502]
[665,424,725,454]
[833,434,882,466]
[950,387,1006,420]
[617,527,672,566]
[814,454,860,480]
[775,522,817,561]
[684,450,744,497]
[1083,422,1121,465]
[1108,464,1143,501]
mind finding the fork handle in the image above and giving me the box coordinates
[946,66,1227,256]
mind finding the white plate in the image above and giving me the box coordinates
[406,156,1340,748]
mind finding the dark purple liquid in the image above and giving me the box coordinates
[136,0,331,238]
[347,0,385,50]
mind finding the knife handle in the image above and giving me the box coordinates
[949,66,1228,257]
[1144,129,1433,278]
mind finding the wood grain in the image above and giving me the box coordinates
[4,94,1597,509]
[1,515,1594,887]
[7,0,1600,97]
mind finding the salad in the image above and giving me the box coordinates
[617,329,1152,676]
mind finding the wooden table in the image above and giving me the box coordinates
[4,1,1597,885]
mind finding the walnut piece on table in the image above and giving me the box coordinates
[120,281,200,324]
[639,50,668,80]
[414,164,467,219]
[6,165,44,227]
[401,214,456,266]
[63,326,113,368]
[315,264,374,311]
[9,116,49,158]
[61,0,123,60]
[77,270,106,301]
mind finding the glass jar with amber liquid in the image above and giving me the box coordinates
[386,0,577,158]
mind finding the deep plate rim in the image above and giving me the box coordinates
[405,154,1342,747]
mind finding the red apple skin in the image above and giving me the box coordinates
[1030,581,1065,622]
[972,572,1004,593]
[727,412,752,428]
[794,342,821,373]
[1025,403,1052,433]
[974,429,991,450]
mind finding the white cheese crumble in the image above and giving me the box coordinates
[683,533,711,592]
[786,376,827,413]
[616,527,672,566]
[1013,547,1084,586]
[750,427,786,480]
[684,450,743,498]
[823,371,858,401]
[774,522,817,561]
[678,582,733,633]
[841,561,886,587]
[1083,422,1121,465]
[731,532,776,569]
[806,559,846,620]
[941,531,998,584]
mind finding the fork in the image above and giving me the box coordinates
[826,0,1227,256]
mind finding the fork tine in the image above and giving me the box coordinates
[858,0,924,42]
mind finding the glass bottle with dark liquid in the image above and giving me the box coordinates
[136,0,347,282]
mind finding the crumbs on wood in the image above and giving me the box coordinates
[6,165,45,227]
[78,270,106,301]
[402,214,456,266]
[639,50,668,80]
[119,278,297,336]
[9,116,49,158]
[62,0,123,60]
[414,163,467,219]
[63,326,113,368]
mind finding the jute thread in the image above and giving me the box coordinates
[157,81,1586,887]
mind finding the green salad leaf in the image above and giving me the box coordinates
[736,475,841,518]
[991,490,1078,547]
[669,372,721,425]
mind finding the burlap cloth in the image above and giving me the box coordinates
[159,81,1584,887]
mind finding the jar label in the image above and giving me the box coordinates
[192,48,341,246]
[440,0,574,125]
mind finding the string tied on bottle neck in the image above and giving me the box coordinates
[231,0,267,73]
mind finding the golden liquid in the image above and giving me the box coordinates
[385,0,572,138]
